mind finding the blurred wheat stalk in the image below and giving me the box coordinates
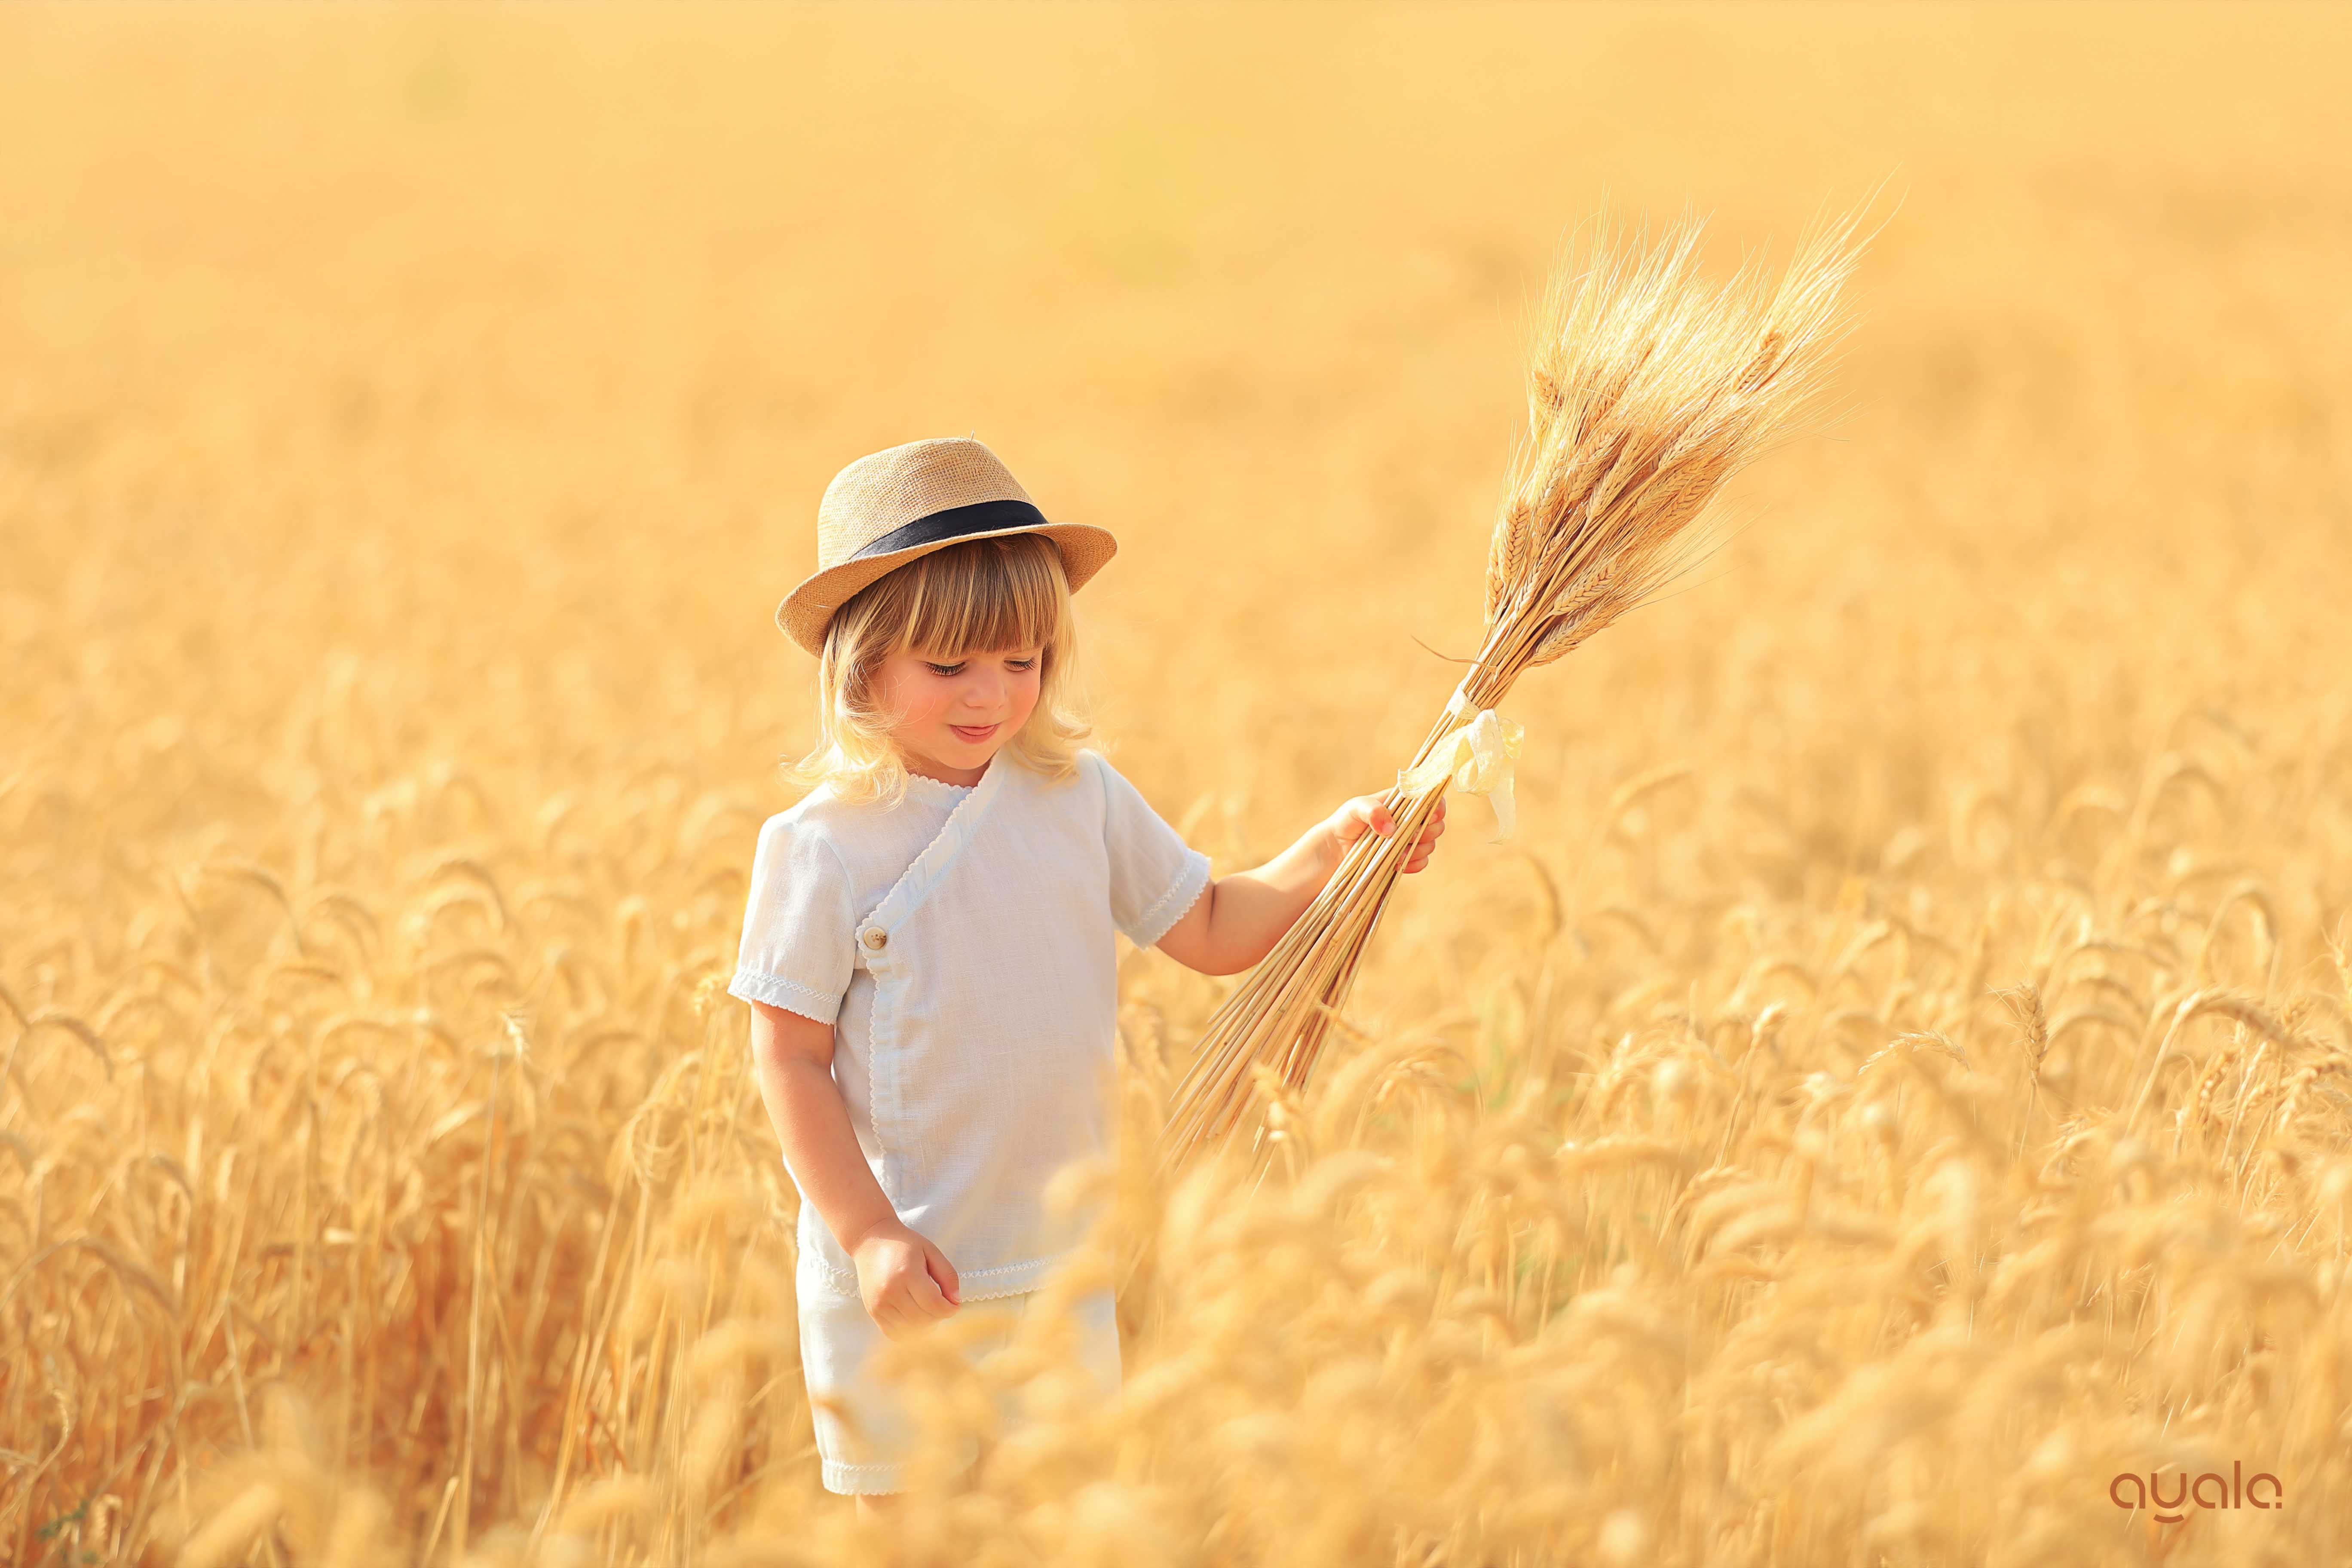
[1161,198,1881,1175]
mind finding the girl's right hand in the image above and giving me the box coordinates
[849,1219,962,1340]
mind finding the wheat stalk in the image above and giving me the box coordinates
[1160,198,1879,1176]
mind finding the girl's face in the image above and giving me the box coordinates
[872,641,1044,785]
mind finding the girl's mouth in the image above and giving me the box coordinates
[949,722,998,744]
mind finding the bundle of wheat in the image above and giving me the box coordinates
[1161,199,1880,1176]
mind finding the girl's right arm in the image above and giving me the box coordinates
[746,1000,963,1335]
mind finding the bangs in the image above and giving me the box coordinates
[793,527,1096,805]
[891,535,1067,656]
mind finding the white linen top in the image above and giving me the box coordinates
[729,746,1212,1301]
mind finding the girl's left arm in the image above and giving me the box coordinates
[1153,793,1446,977]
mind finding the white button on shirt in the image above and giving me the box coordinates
[729,746,1212,1301]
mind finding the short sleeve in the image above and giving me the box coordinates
[727,815,859,1025]
[1090,750,1213,949]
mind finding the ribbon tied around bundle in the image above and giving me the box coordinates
[1396,699,1525,842]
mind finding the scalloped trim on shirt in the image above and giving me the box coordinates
[731,968,842,1025]
[1130,849,1213,950]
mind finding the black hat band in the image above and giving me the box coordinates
[848,498,1051,562]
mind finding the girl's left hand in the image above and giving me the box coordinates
[1327,792,1447,874]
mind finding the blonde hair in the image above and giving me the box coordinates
[781,533,1095,808]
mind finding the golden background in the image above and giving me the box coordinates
[4,4,2349,1563]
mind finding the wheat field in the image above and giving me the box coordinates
[5,4,2352,1565]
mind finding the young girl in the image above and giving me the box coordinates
[729,436,1445,1513]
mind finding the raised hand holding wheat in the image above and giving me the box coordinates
[1159,199,1879,1177]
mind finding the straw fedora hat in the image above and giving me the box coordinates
[776,436,1119,656]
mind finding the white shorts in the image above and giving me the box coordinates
[797,1280,1124,1495]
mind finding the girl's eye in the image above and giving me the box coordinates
[925,662,965,677]
[1008,658,1037,672]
